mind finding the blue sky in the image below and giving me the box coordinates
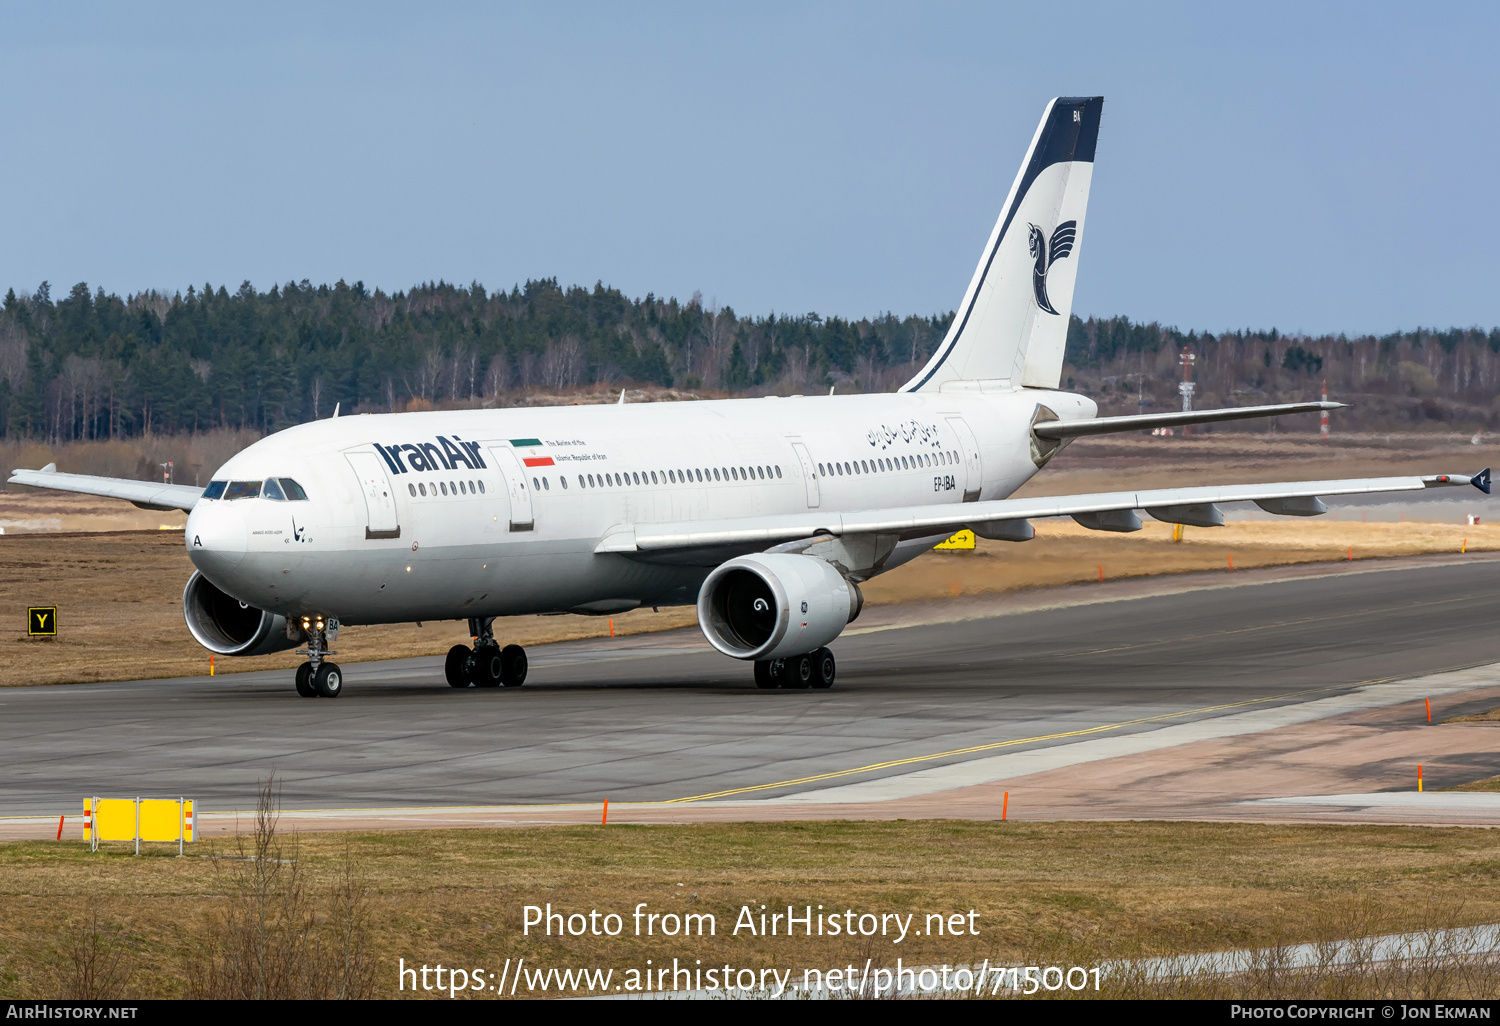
[3,2,1496,334]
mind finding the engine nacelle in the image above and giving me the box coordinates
[697,553,862,661]
[182,571,300,657]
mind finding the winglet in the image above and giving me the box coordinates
[1474,467,1492,495]
[618,389,626,405]
[39,462,56,473]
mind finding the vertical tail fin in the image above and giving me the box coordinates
[903,96,1102,393]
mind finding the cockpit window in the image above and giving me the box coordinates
[223,480,262,500]
[202,481,227,500]
[261,478,287,501]
[279,478,309,501]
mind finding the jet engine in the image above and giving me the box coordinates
[182,570,300,657]
[697,553,862,660]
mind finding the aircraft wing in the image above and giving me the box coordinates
[7,464,204,512]
[597,469,1491,557]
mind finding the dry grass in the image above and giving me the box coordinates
[1445,708,1500,724]
[1448,776,1500,792]
[1,820,1499,999]
[1,515,1493,686]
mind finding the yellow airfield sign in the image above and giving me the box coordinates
[933,530,976,551]
[28,607,56,636]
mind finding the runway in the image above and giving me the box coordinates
[2,553,1499,829]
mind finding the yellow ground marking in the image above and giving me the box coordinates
[659,668,1475,804]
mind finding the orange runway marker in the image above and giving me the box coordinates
[1002,791,1009,821]
[1097,565,1103,583]
[1227,554,1235,570]
[609,618,615,638]
[1463,538,1467,554]
[602,799,609,825]
[1418,764,1424,792]
[209,655,214,676]
[1426,698,1432,723]
[1348,546,1353,561]
[55,816,64,841]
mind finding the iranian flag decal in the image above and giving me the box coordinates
[510,438,554,467]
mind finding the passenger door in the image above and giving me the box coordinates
[486,445,534,531]
[788,440,819,508]
[946,416,983,502]
[345,450,401,538]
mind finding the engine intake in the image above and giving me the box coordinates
[182,570,299,657]
[697,553,861,660]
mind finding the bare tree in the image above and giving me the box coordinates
[188,776,375,1000]
[483,353,510,399]
[541,336,584,390]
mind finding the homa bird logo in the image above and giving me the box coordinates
[1027,219,1077,315]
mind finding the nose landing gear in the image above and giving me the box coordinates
[445,618,528,689]
[293,616,342,698]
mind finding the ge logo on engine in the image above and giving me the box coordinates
[753,598,769,613]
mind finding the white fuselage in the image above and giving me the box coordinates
[184,388,1096,625]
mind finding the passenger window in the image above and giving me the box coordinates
[775,466,781,478]
[439,482,448,495]
[695,469,703,482]
[588,474,595,487]
[560,476,567,489]
[202,480,227,500]
[224,480,261,500]
[817,464,824,475]
[650,471,658,484]
[408,483,416,497]
[757,467,765,479]
[532,477,540,490]
[419,483,427,496]
[478,480,486,493]
[543,477,550,490]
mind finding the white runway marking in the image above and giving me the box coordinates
[764,664,1500,805]
[1243,792,1500,810]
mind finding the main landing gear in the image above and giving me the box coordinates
[754,647,835,690]
[445,617,528,689]
[294,616,343,698]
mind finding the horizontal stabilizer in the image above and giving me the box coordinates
[1032,402,1344,440]
[7,466,204,513]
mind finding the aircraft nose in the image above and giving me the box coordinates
[186,502,248,575]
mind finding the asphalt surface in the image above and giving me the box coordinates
[3,557,1499,816]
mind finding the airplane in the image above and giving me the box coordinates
[9,96,1490,699]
